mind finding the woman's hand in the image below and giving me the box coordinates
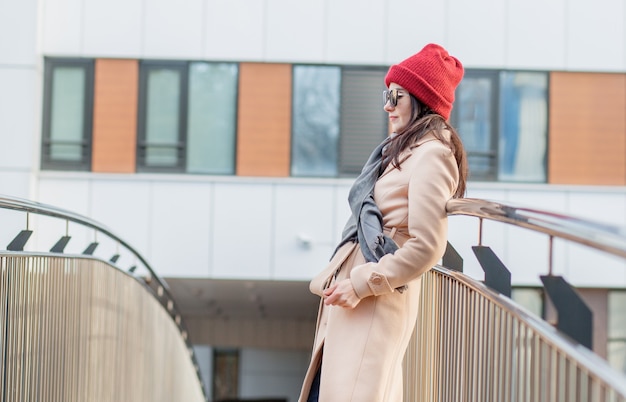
[323,279,361,308]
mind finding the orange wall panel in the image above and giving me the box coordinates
[549,72,626,185]
[236,63,292,177]
[92,59,139,173]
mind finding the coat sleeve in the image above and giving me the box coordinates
[349,141,459,299]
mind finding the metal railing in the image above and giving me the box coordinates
[403,198,626,402]
[0,195,207,402]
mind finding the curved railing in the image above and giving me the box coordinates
[0,194,207,402]
[402,198,626,402]
[446,198,626,261]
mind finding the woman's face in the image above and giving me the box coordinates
[383,83,412,133]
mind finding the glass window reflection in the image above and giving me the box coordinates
[454,72,497,180]
[291,65,341,177]
[499,72,547,182]
[187,62,238,174]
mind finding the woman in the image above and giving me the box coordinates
[299,43,468,402]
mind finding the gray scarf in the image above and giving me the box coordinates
[332,137,399,262]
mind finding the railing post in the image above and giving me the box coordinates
[540,275,593,349]
[442,241,463,272]
[472,245,512,297]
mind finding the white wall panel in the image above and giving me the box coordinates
[90,179,152,266]
[447,215,485,280]
[506,0,566,70]
[204,0,265,61]
[143,0,204,59]
[447,0,507,68]
[0,68,37,169]
[0,208,27,252]
[83,0,143,57]
[273,185,335,280]
[27,175,626,288]
[566,0,625,71]
[41,0,83,55]
[265,0,326,62]
[212,182,273,279]
[384,0,446,64]
[325,0,386,64]
[150,182,212,277]
[560,190,626,287]
[567,191,626,226]
[36,177,91,216]
[0,0,38,64]
[332,183,351,245]
[564,244,626,287]
[0,172,32,199]
[502,190,568,283]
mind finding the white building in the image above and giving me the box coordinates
[2,1,626,400]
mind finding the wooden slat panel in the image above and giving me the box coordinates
[92,59,139,173]
[549,72,626,185]
[236,63,292,177]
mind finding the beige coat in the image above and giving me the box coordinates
[298,133,459,402]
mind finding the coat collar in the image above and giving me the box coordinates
[379,130,450,178]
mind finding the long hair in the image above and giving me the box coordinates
[381,94,468,198]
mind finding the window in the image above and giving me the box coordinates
[41,58,94,170]
[213,348,239,400]
[291,66,387,178]
[511,287,544,318]
[137,61,187,172]
[187,62,238,174]
[608,290,626,374]
[291,65,341,177]
[498,72,548,182]
[452,70,499,181]
[137,61,239,173]
[452,70,548,182]
[338,68,388,176]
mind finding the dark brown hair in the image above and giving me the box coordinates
[381,94,468,198]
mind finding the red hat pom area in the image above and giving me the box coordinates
[384,43,464,120]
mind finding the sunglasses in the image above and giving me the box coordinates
[382,89,402,107]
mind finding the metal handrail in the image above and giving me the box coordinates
[446,197,626,259]
[405,198,626,401]
[0,193,206,400]
[437,265,626,396]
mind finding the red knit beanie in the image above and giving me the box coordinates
[384,43,464,120]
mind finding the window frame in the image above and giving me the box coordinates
[41,57,94,171]
[136,60,189,173]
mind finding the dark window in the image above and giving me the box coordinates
[338,68,388,176]
[213,348,239,400]
[137,61,188,172]
[41,58,94,170]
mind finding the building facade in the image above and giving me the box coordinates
[2,0,626,400]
